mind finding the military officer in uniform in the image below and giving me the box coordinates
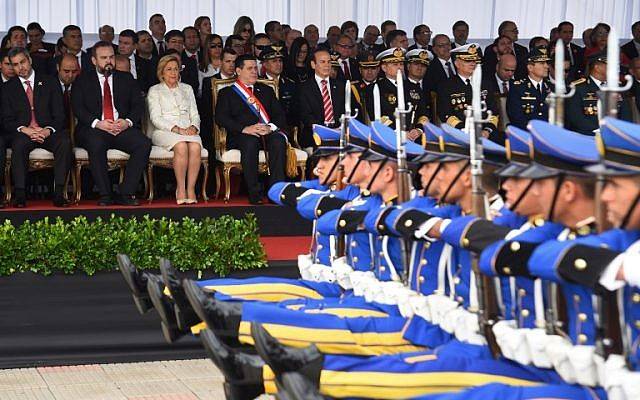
[566,50,632,135]
[437,43,499,140]
[364,47,429,137]
[405,48,433,133]
[351,52,380,124]
[506,46,553,129]
[258,45,297,132]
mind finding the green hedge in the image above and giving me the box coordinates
[0,214,267,277]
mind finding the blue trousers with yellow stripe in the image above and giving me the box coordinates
[238,295,425,356]
[196,277,342,303]
[411,382,606,400]
[309,340,572,399]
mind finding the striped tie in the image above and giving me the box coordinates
[321,79,334,125]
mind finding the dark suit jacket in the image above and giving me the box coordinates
[180,52,199,96]
[424,58,453,95]
[215,82,287,139]
[336,57,361,82]
[621,40,639,62]
[71,70,144,132]
[1,72,65,134]
[151,38,165,59]
[198,76,215,152]
[566,42,585,77]
[133,54,153,93]
[295,77,346,148]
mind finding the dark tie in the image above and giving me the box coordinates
[446,61,455,78]
[158,41,165,55]
[63,84,72,129]
[465,78,471,86]
[502,81,509,95]
[103,75,114,120]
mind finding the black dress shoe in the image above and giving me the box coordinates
[250,323,323,375]
[147,274,183,343]
[200,329,265,400]
[280,372,325,400]
[97,196,114,206]
[159,258,200,332]
[115,194,140,206]
[183,279,242,336]
[248,193,264,205]
[116,254,153,314]
[52,195,70,208]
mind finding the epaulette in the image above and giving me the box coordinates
[571,78,586,86]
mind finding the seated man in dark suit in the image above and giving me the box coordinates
[295,48,345,148]
[215,54,287,204]
[1,47,71,207]
[621,21,640,62]
[71,41,151,206]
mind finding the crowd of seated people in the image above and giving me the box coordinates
[0,15,639,207]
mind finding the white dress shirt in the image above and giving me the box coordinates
[495,74,509,94]
[91,71,133,129]
[315,74,332,103]
[17,70,55,133]
[128,53,137,79]
[439,58,454,78]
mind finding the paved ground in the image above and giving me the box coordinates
[0,359,269,400]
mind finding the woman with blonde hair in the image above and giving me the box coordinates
[147,55,202,204]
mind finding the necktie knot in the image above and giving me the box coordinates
[322,79,328,86]
[25,80,31,87]
[465,78,471,86]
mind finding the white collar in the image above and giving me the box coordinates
[408,77,421,85]
[386,77,397,86]
[185,50,198,58]
[590,75,604,88]
[457,74,471,83]
[265,73,279,81]
[19,70,36,84]
[220,72,233,79]
[528,76,543,87]
[314,74,330,85]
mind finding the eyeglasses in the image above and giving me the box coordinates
[243,28,252,33]
[210,44,222,48]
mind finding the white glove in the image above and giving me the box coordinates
[569,345,598,387]
[454,310,485,345]
[380,282,407,305]
[298,254,314,280]
[525,329,555,369]
[546,335,576,383]
[398,293,421,318]
[440,307,466,334]
[509,328,532,365]
[622,370,640,400]
[411,296,432,321]
[595,353,628,399]
[332,257,354,290]
[350,271,376,296]
[426,295,459,326]
[493,320,517,361]
[308,263,332,282]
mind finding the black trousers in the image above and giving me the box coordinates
[76,127,151,197]
[228,132,286,196]
[0,134,9,184]
[11,131,72,191]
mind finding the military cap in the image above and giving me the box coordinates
[412,122,444,164]
[495,125,533,178]
[439,124,507,166]
[357,51,380,67]
[518,120,599,179]
[329,50,341,67]
[527,46,551,63]
[311,124,342,158]
[259,45,285,61]
[376,47,406,63]
[450,43,482,62]
[586,117,640,176]
[360,121,425,161]
[587,50,607,64]
[346,119,371,153]
[406,48,433,64]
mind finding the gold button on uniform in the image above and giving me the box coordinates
[378,224,385,230]
[280,194,286,200]
[574,259,587,270]
[420,259,427,266]
[521,309,530,317]
[578,313,587,322]
[573,294,581,303]
[317,209,323,215]
[404,219,413,227]
[339,219,346,227]
[353,256,359,263]
[456,296,464,303]
[568,233,576,240]
[351,241,357,248]
[510,242,521,252]
[633,293,640,303]
[462,238,470,247]
[518,289,526,296]
[635,321,640,329]
[419,276,425,283]
[453,277,461,284]
[503,267,511,274]
[380,266,386,272]
[578,334,587,344]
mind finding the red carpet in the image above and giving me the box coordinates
[0,196,270,212]
[261,236,311,261]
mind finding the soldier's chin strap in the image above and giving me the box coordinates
[366,158,389,192]
[620,188,640,229]
[508,179,535,214]
[321,156,340,187]
[346,158,363,184]
[547,174,566,222]
[439,161,470,205]
[422,163,443,197]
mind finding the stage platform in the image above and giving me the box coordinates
[0,196,310,369]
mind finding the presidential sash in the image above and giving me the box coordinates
[231,80,271,124]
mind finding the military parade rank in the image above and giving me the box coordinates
[506,47,554,130]
[436,43,499,135]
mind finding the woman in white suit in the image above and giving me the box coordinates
[148,55,202,204]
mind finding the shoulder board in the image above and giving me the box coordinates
[571,78,586,86]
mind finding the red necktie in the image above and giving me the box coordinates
[103,75,115,120]
[190,54,197,60]
[247,86,253,95]
[342,59,352,80]
[321,79,334,124]
[25,80,40,128]
[260,64,266,77]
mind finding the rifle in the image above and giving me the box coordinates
[335,80,358,259]
[594,29,633,362]
[394,70,413,285]
[466,66,502,358]
[544,40,576,337]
